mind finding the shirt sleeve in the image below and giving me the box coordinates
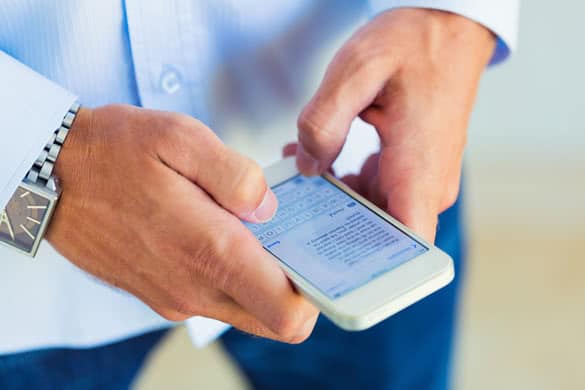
[367,0,520,65]
[0,51,77,210]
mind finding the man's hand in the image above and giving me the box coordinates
[47,104,318,343]
[296,9,495,242]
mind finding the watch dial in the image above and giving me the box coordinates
[0,186,51,253]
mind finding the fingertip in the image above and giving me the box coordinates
[282,142,298,158]
[241,189,278,223]
[387,203,438,244]
[340,174,361,193]
[296,143,321,176]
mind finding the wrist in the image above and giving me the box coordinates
[382,8,497,68]
[53,106,93,189]
[419,8,496,66]
[435,9,496,65]
[0,102,81,257]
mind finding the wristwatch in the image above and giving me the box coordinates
[0,102,80,257]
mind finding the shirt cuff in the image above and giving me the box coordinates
[367,0,520,65]
[0,51,77,210]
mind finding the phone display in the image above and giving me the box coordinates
[244,175,428,300]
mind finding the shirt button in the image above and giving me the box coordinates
[159,69,182,95]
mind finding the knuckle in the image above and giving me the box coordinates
[443,190,459,210]
[343,40,368,67]
[231,160,266,210]
[272,315,300,342]
[169,294,201,318]
[212,233,248,291]
[341,38,379,73]
[270,306,313,344]
[190,248,224,288]
[297,108,335,155]
[297,110,321,142]
[151,115,186,151]
[191,228,240,290]
[441,181,461,212]
[158,113,198,146]
[288,327,312,344]
[167,112,196,132]
[206,227,236,260]
[156,306,190,322]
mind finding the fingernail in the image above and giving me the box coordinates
[248,189,278,223]
[297,145,320,175]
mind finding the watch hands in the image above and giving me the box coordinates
[0,210,15,241]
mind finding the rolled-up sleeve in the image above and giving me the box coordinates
[367,0,520,65]
[0,51,77,209]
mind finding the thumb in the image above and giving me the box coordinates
[153,113,278,224]
[296,39,398,175]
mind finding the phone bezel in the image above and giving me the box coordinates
[263,157,454,330]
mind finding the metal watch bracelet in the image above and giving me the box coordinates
[26,101,80,192]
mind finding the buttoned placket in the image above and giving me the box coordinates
[124,0,216,124]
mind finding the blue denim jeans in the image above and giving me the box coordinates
[0,329,167,389]
[222,199,465,390]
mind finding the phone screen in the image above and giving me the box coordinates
[244,175,428,299]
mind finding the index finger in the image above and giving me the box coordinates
[296,31,398,175]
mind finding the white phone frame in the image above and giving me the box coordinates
[262,157,455,331]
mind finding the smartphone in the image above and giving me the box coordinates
[244,157,454,331]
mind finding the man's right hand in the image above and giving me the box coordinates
[46,104,318,343]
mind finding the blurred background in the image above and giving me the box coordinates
[134,1,585,388]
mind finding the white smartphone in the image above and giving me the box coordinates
[244,157,454,331]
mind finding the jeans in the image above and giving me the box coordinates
[222,199,465,390]
[0,329,167,390]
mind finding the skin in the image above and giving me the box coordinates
[296,8,496,243]
[46,8,494,344]
[48,105,318,343]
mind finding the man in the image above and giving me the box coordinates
[0,1,518,389]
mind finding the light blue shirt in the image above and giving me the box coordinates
[0,0,518,354]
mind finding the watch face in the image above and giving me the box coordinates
[0,186,51,254]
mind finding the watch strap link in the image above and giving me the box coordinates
[27,102,80,191]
